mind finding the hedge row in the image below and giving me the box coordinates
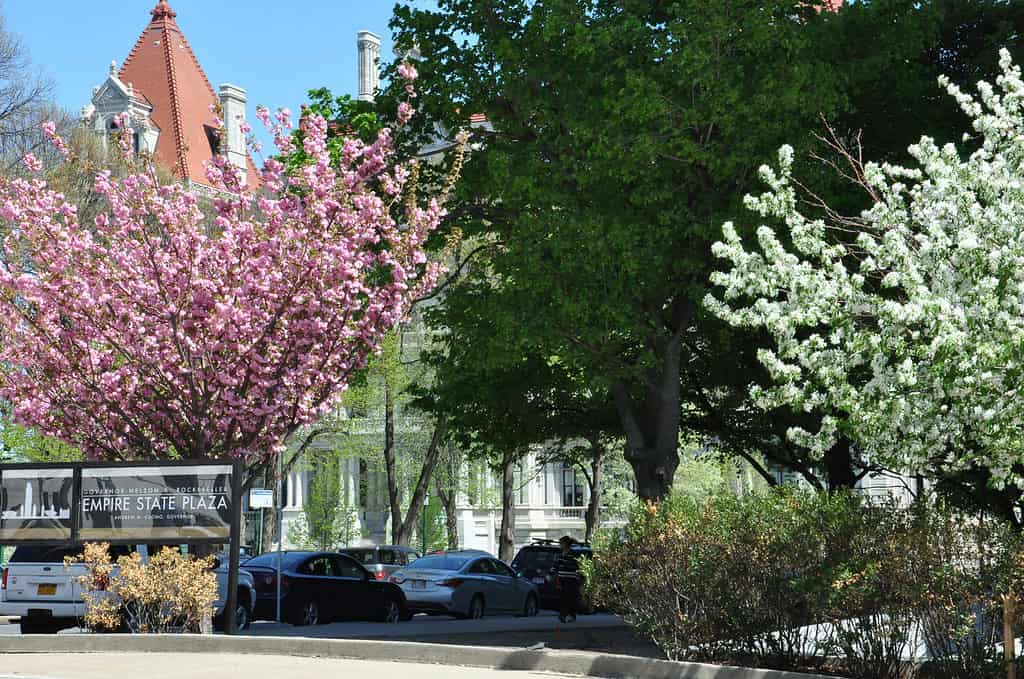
[586,489,1023,679]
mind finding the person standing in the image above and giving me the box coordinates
[552,535,581,623]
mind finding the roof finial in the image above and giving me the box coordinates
[109,60,117,77]
[151,0,177,21]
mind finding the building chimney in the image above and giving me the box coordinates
[357,31,382,102]
[218,83,247,182]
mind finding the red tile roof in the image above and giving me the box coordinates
[118,1,258,190]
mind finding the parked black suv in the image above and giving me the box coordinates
[510,539,593,611]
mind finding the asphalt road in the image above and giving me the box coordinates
[0,611,625,638]
[0,653,578,679]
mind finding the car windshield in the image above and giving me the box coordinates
[340,549,378,565]
[408,554,472,571]
[9,544,133,563]
[8,546,84,563]
[512,549,557,572]
[243,552,306,569]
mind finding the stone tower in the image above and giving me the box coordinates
[81,0,257,190]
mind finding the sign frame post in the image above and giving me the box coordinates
[223,458,243,635]
[0,459,243,634]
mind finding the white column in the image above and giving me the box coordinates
[218,83,248,183]
[487,511,496,555]
[349,458,359,506]
[357,31,382,102]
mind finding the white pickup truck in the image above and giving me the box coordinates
[0,544,254,634]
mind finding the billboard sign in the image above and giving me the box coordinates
[79,464,234,541]
[0,460,239,545]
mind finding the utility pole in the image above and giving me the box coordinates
[275,450,283,623]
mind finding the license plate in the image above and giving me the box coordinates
[412,580,426,589]
[37,584,56,596]
[532,577,545,584]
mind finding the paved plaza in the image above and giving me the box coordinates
[0,653,577,679]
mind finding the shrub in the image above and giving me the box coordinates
[67,542,218,633]
[586,488,1024,678]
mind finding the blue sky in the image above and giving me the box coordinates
[4,0,421,150]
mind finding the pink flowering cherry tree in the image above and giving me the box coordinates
[0,65,460,468]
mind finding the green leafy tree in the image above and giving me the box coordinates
[0,403,80,462]
[387,0,848,500]
[388,0,1024,499]
[285,450,360,550]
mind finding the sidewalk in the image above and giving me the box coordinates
[0,652,576,679]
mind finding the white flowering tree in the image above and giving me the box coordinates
[706,49,1024,495]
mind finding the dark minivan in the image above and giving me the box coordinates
[510,539,593,611]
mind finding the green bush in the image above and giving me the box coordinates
[585,488,1022,678]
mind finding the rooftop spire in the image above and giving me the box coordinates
[114,0,258,189]
[150,1,177,22]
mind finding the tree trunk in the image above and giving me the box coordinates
[612,331,683,501]
[437,480,459,549]
[435,444,460,550]
[498,455,516,561]
[383,378,402,544]
[258,433,319,551]
[824,436,857,491]
[583,438,605,543]
[397,416,447,545]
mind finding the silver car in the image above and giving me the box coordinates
[390,551,539,619]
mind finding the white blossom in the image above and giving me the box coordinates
[706,50,1024,486]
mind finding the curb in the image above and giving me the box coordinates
[0,634,841,679]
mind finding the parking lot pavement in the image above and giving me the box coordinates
[242,611,625,639]
[0,653,578,679]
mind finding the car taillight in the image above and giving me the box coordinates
[374,570,387,581]
[1,567,7,590]
[437,578,464,588]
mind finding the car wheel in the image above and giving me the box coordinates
[522,593,539,618]
[235,600,252,631]
[381,598,402,624]
[293,599,320,626]
[468,595,485,620]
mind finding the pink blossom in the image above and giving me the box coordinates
[397,63,418,82]
[41,121,69,159]
[397,102,415,126]
[0,82,454,463]
[21,153,42,173]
